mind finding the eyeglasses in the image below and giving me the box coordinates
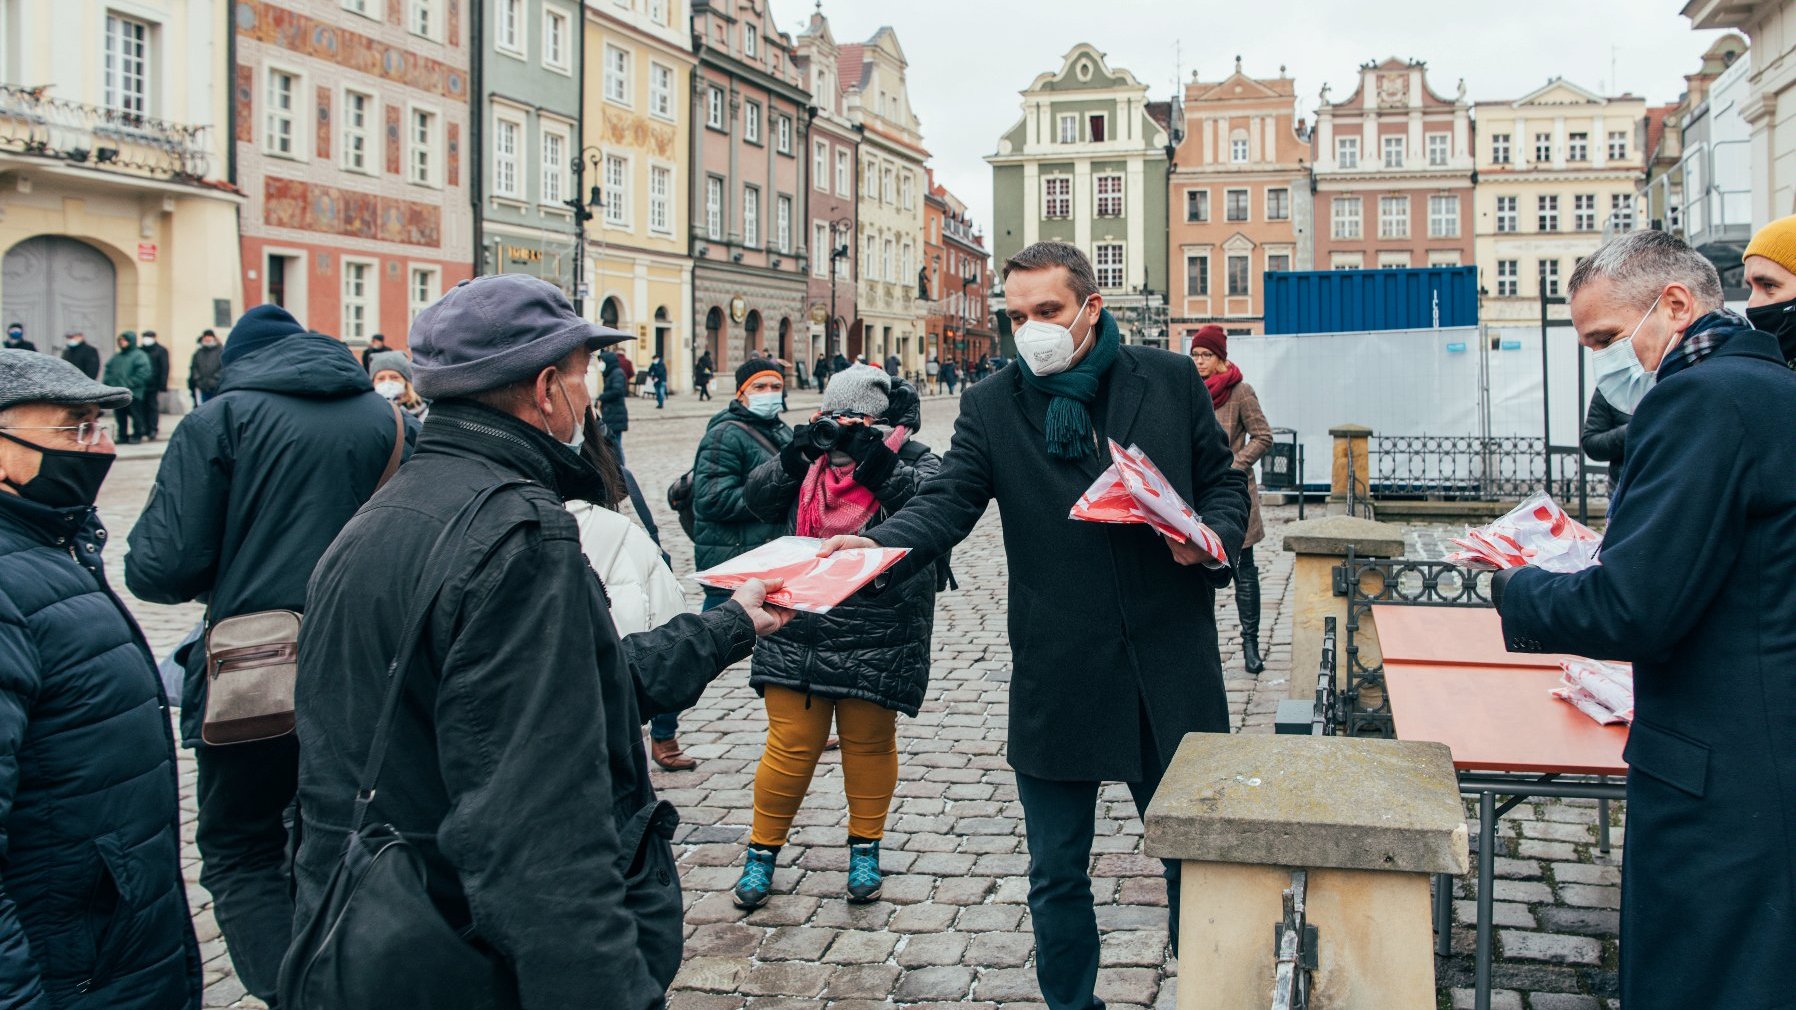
[0,421,114,446]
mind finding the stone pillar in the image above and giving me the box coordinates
[1279,515,1405,700]
[1145,734,1469,1010]
[1329,424,1372,505]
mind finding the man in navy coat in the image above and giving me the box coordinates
[1494,230,1796,1010]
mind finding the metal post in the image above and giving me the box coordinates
[1577,344,1589,524]
[1475,790,1496,1010]
[570,156,586,317]
[1296,442,1306,520]
[1435,873,1453,957]
[1539,278,1551,491]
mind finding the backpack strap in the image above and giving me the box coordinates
[350,479,533,833]
[375,401,405,491]
[725,419,780,456]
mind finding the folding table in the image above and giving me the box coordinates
[1374,607,1629,1010]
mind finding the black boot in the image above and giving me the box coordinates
[1237,550,1265,675]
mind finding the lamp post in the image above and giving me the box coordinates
[565,146,605,317]
[827,215,852,359]
[958,260,978,361]
[1538,267,1567,498]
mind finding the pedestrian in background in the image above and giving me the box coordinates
[671,356,794,770]
[1579,387,1630,493]
[814,352,831,392]
[940,357,959,396]
[123,303,407,1007]
[61,330,99,379]
[0,352,203,1010]
[368,349,427,419]
[188,329,224,407]
[1741,212,1796,366]
[103,331,151,444]
[139,330,169,440]
[883,351,900,378]
[359,332,388,372]
[924,353,939,394]
[647,354,668,409]
[598,347,631,465]
[1493,230,1796,1010]
[695,349,715,401]
[291,274,792,1009]
[1189,325,1273,674]
[3,323,34,353]
[732,367,942,909]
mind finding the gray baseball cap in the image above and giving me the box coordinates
[409,274,630,400]
[0,348,132,411]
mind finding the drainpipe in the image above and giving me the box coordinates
[470,0,484,276]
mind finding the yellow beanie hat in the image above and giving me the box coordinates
[1744,214,1796,274]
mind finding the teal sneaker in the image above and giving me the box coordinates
[847,841,883,903]
[732,846,778,910]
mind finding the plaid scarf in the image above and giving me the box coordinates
[1657,308,1754,382]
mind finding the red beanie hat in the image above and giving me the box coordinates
[1189,325,1228,359]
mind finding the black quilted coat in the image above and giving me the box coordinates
[741,409,941,716]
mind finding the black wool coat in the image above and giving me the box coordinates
[1497,327,1796,1010]
[869,347,1250,782]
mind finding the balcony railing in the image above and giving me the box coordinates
[0,84,212,180]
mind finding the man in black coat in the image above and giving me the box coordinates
[598,348,630,463]
[821,242,1249,1010]
[187,330,224,406]
[1578,387,1629,491]
[1494,231,1796,1010]
[2,323,34,353]
[292,275,792,1008]
[359,331,387,371]
[0,352,201,1010]
[123,304,408,1006]
[60,331,100,379]
[138,331,169,440]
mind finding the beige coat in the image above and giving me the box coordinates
[1212,380,1274,547]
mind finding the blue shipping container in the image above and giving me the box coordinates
[1262,266,1479,334]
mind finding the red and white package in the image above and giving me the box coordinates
[1550,657,1634,725]
[1446,492,1601,573]
[1070,440,1229,565]
[692,536,909,614]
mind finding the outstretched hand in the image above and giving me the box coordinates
[1164,534,1218,568]
[731,578,797,636]
[816,535,880,557]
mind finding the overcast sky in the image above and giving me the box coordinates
[770,0,1734,249]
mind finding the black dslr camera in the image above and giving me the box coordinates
[802,414,855,453]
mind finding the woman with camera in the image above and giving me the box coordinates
[731,365,943,909]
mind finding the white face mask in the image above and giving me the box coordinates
[375,380,405,401]
[1013,298,1096,377]
[140,336,156,347]
[746,391,783,418]
[1591,293,1664,414]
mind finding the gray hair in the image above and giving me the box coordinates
[1001,242,1099,302]
[1567,230,1724,313]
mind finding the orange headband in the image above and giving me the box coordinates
[737,370,782,395]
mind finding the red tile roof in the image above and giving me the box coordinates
[836,44,866,93]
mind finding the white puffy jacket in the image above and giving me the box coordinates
[569,501,688,636]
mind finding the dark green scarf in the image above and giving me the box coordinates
[1017,307,1121,459]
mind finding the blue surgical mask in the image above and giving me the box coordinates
[746,392,783,419]
[1591,293,1663,414]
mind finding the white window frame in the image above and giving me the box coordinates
[261,63,304,160]
[340,0,381,20]
[407,103,440,188]
[602,152,629,227]
[835,148,850,196]
[1492,133,1511,165]
[744,101,761,144]
[495,0,524,58]
[1567,131,1589,162]
[604,45,631,105]
[776,194,792,254]
[1094,173,1123,218]
[1426,132,1449,167]
[341,87,375,175]
[1538,194,1560,231]
[1379,194,1409,238]
[648,62,674,121]
[104,13,152,117]
[1610,192,1635,231]
[491,107,525,200]
[813,139,828,191]
[341,257,378,342]
[1382,135,1405,169]
[1185,188,1209,223]
[1086,112,1108,144]
[647,0,666,23]
[1608,131,1629,161]
[1226,187,1250,223]
[1230,135,1249,164]
[1332,196,1362,239]
[881,239,892,282]
[1496,259,1519,297]
[408,0,439,41]
[408,265,440,323]
[776,114,792,155]
[705,175,723,240]
[1057,114,1077,144]
[540,122,570,207]
[706,87,724,130]
[1185,252,1210,297]
[1427,194,1458,238]
[813,222,829,277]
[1226,254,1250,297]
[900,171,913,210]
[1534,132,1553,163]
[1267,251,1292,274]
[743,184,760,247]
[1266,187,1290,221]
[1336,136,1359,169]
[543,6,572,75]
[649,162,673,235]
[1496,195,1518,233]
[743,21,758,59]
[1539,258,1561,297]
[1094,242,1125,290]
[1043,175,1071,219]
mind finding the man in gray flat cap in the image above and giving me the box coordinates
[289,274,794,1010]
[0,351,201,1009]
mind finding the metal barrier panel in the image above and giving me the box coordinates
[1367,435,1607,502]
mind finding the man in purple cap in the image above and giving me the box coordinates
[290,275,794,1009]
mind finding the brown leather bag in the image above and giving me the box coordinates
[200,403,406,746]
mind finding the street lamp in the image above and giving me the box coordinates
[566,146,605,316]
[827,216,852,359]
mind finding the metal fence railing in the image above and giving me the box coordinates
[1271,869,1316,1010]
[1367,435,1607,504]
[0,83,212,179]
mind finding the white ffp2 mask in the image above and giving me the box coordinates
[1013,298,1096,377]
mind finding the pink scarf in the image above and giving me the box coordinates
[796,426,909,538]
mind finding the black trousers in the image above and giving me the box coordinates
[144,389,162,437]
[1014,711,1180,1010]
[195,735,299,1005]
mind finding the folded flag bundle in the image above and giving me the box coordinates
[1070,440,1229,565]
[1447,492,1601,573]
[1551,657,1634,725]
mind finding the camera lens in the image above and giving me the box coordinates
[807,417,842,451]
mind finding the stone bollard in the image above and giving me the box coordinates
[1328,424,1372,506]
[1279,515,1405,701]
[1145,733,1469,1010]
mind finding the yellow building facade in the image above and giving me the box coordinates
[0,0,243,395]
[583,0,695,392]
[1473,79,1646,326]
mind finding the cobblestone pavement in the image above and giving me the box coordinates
[96,390,1621,1009]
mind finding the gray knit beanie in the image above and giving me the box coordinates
[823,364,891,418]
[366,350,413,384]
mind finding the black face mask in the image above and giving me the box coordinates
[1746,297,1796,365]
[0,432,115,509]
